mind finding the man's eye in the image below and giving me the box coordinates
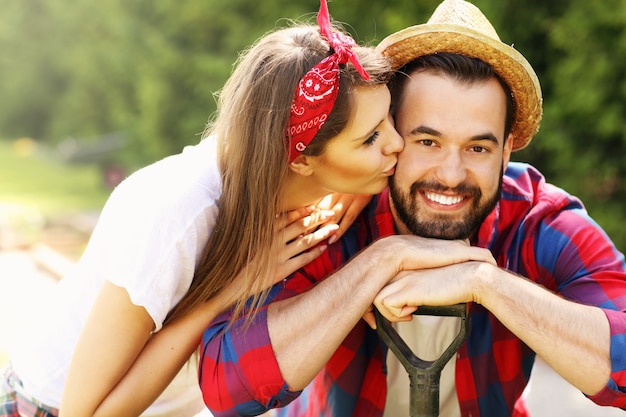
[419,139,435,147]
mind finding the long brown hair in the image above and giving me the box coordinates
[165,23,391,325]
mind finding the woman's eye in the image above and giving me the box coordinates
[363,131,379,146]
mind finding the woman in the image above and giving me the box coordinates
[1,1,402,417]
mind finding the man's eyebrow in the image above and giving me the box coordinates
[410,125,441,136]
[409,125,501,144]
[471,133,499,144]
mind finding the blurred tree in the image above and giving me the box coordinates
[491,0,626,250]
[0,0,624,250]
[0,0,70,140]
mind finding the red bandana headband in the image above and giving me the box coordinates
[286,0,370,162]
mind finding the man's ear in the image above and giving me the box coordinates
[289,155,315,176]
[502,133,514,170]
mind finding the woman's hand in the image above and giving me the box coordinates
[275,206,335,272]
[315,193,372,243]
[263,205,337,284]
[275,193,371,281]
[223,205,341,306]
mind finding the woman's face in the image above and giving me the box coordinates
[306,84,404,195]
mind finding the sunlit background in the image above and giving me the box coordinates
[0,1,624,415]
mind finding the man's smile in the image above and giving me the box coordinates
[423,191,465,206]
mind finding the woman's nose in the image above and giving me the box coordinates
[383,125,404,155]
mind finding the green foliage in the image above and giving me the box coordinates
[501,0,626,251]
[0,139,109,215]
[0,0,624,250]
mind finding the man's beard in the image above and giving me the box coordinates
[389,167,503,240]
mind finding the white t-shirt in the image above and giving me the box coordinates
[384,316,462,417]
[11,137,221,416]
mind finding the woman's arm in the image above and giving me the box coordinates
[91,299,222,417]
[59,281,155,417]
[60,206,339,417]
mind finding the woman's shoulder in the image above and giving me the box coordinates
[91,138,221,241]
[112,138,221,210]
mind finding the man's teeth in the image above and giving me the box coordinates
[425,192,463,205]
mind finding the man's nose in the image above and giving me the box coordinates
[435,151,467,188]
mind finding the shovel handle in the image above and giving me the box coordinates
[375,304,470,417]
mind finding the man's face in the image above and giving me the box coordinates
[390,70,513,240]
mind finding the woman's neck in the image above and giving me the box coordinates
[278,172,327,212]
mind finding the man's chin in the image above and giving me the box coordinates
[407,220,474,240]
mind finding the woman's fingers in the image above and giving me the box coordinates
[315,193,372,244]
[276,206,315,230]
[270,209,339,282]
[273,242,329,281]
[280,209,336,244]
[329,194,371,243]
[272,225,338,281]
[282,223,339,261]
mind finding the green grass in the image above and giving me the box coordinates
[0,139,110,216]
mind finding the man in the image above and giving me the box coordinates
[199,1,626,416]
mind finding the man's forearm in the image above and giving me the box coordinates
[476,266,611,395]
[268,236,496,390]
[198,235,495,411]
[376,261,612,395]
[268,244,392,390]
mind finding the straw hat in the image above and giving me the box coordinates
[376,0,542,151]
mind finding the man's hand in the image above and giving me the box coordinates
[366,262,489,328]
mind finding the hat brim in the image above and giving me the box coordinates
[377,23,542,151]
